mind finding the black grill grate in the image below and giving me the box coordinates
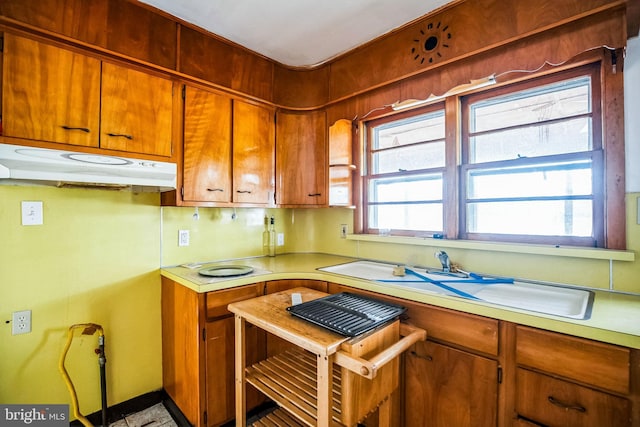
[286,292,406,337]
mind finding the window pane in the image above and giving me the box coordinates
[469,117,592,163]
[375,111,445,149]
[470,77,591,133]
[467,200,593,236]
[369,203,443,231]
[468,160,592,199]
[373,141,445,173]
[370,174,442,203]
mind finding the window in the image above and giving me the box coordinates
[364,106,446,235]
[361,63,608,247]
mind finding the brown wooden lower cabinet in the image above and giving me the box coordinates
[161,277,264,427]
[405,340,499,427]
[163,278,638,427]
[205,317,264,426]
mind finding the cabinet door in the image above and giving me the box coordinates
[275,110,327,206]
[182,86,232,203]
[205,317,264,426]
[3,34,100,147]
[405,340,498,427]
[100,62,173,156]
[232,100,275,204]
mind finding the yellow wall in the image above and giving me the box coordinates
[160,207,291,266]
[0,185,162,411]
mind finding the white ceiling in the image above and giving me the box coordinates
[139,0,454,67]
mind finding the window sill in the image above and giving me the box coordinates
[346,234,635,262]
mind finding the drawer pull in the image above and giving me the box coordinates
[236,190,252,194]
[308,193,322,197]
[547,396,586,413]
[409,350,433,361]
[207,188,224,192]
[106,132,133,140]
[61,126,90,133]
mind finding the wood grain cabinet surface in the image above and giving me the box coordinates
[182,86,233,204]
[515,368,630,427]
[3,34,101,147]
[161,277,264,427]
[514,325,633,427]
[275,110,328,206]
[232,100,275,205]
[405,340,499,427]
[181,86,275,206]
[2,33,174,157]
[99,62,174,157]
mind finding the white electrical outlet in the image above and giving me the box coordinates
[340,224,348,238]
[277,233,284,246]
[178,229,190,246]
[12,310,31,335]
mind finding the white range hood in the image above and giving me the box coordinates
[0,143,177,191]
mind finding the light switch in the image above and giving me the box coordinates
[21,201,43,226]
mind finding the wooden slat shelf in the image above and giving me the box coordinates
[250,408,306,427]
[246,348,343,427]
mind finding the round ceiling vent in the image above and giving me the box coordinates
[411,21,452,65]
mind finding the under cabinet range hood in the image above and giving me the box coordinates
[0,143,177,191]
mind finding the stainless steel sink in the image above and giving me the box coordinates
[319,260,593,320]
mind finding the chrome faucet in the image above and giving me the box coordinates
[435,250,451,272]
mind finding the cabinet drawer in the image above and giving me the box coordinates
[516,326,630,394]
[205,284,262,320]
[516,368,630,427]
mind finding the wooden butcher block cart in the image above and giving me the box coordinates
[228,287,427,427]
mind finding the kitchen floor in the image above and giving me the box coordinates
[110,403,176,427]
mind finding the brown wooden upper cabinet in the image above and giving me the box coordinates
[181,85,275,206]
[2,33,174,157]
[2,33,101,147]
[275,110,327,207]
[232,100,275,205]
[99,63,173,157]
[182,86,233,204]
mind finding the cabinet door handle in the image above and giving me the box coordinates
[106,132,133,140]
[236,190,252,194]
[308,193,322,197]
[547,396,586,413]
[409,350,433,361]
[207,188,224,192]
[61,126,90,133]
